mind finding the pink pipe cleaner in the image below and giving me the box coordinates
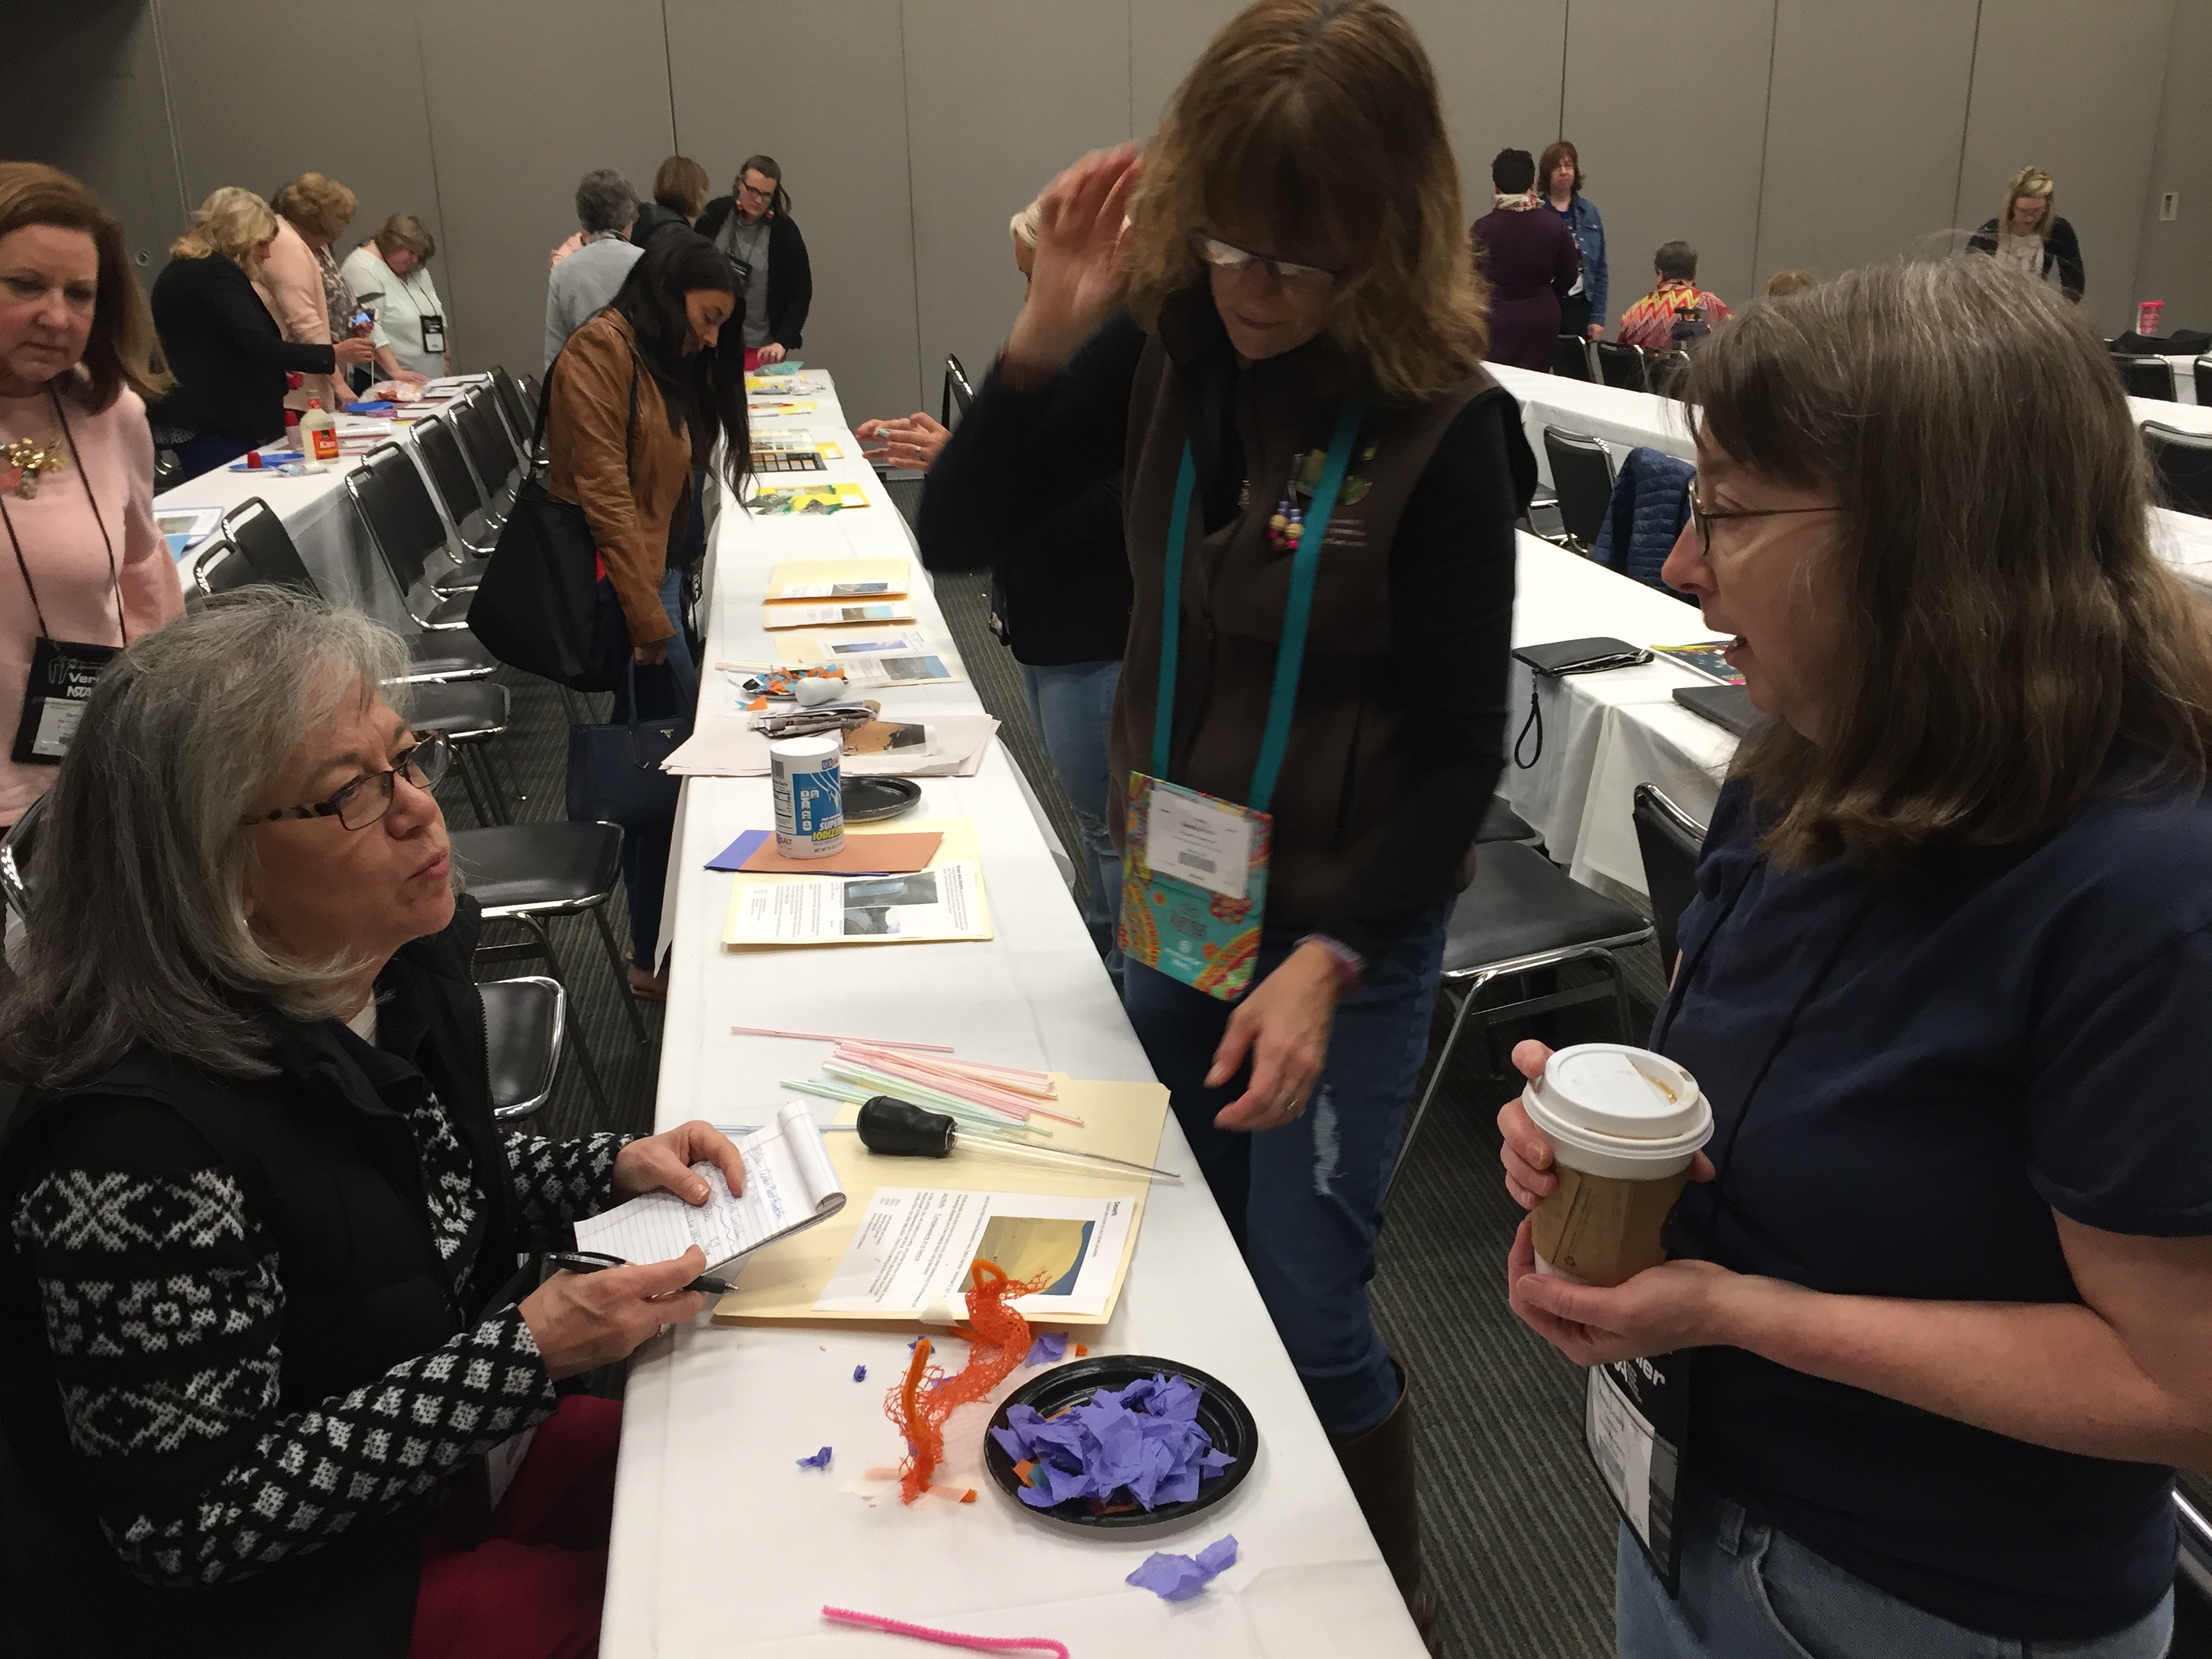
[820,1606,1071,1658]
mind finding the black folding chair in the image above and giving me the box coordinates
[940,354,975,428]
[1387,842,1654,1203]
[1631,783,1706,968]
[1542,428,1616,554]
[344,443,479,623]
[2116,356,2177,401]
[455,390,523,506]
[2195,358,2212,407]
[489,365,535,449]
[2145,422,2212,516]
[1551,334,1596,382]
[480,975,567,1119]
[1595,340,1647,392]
[413,414,499,556]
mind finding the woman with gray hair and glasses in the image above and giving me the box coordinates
[544,167,641,368]
[0,588,746,1658]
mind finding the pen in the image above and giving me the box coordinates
[547,1248,733,1297]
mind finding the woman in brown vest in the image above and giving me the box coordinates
[919,0,1532,1628]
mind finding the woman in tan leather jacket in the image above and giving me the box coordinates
[544,229,750,995]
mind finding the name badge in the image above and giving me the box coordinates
[1584,1353,1689,1596]
[12,635,118,766]
[420,313,447,354]
[1144,777,1255,901]
[1119,773,1270,1001]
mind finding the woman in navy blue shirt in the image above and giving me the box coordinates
[1497,258,2212,1657]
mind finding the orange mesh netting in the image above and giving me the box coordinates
[883,1258,1044,1504]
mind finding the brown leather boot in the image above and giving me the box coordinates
[1330,1359,1440,1652]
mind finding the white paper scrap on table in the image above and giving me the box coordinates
[729,861,982,943]
[815,1188,1134,1318]
[572,1101,844,1271]
[662,712,998,777]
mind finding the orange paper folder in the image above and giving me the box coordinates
[739,831,943,878]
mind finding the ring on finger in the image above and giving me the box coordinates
[1278,1092,1305,1120]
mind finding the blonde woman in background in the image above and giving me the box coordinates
[1757,268,1816,299]
[1969,166,2084,301]
[267,171,363,408]
[148,188,371,477]
[340,213,447,384]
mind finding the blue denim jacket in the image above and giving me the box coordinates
[1541,193,1607,327]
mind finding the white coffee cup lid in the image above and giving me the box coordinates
[769,735,841,762]
[1525,1044,1711,1151]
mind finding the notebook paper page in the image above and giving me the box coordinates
[573,1101,845,1271]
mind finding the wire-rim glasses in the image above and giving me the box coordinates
[1689,495,1840,556]
[1188,232,1338,293]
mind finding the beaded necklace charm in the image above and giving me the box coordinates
[1267,496,1305,552]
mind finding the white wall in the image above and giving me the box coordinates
[5,0,2207,418]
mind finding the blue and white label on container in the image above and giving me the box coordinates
[770,735,845,858]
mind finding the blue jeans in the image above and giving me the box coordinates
[1020,660,1123,979]
[1120,903,1450,1436]
[609,566,699,968]
[1617,1483,2175,1659]
[171,432,253,479]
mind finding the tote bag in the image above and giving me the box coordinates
[466,352,635,693]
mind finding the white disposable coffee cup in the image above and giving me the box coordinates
[1521,1044,1713,1285]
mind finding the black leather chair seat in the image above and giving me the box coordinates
[1476,796,1537,844]
[404,630,497,680]
[432,557,489,597]
[452,821,623,913]
[422,590,474,629]
[408,680,508,741]
[1442,841,1648,974]
[479,977,560,1117]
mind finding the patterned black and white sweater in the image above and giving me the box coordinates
[9,1079,628,1590]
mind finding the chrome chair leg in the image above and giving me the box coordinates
[590,901,651,1043]
[518,915,614,1119]
[1387,964,1501,1208]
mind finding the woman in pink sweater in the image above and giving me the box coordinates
[0,163,184,826]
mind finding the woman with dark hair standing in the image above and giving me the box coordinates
[1469,147,1579,371]
[544,228,747,996]
[1499,256,2210,1656]
[0,163,185,827]
[697,155,811,365]
[1538,139,1607,341]
[922,1,1530,1629]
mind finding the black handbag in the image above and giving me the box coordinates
[1510,635,1654,768]
[565,661,689,832]
[465,351,636,693]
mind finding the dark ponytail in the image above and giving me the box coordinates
[609,229,751,497]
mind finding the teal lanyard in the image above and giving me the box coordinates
[1150,398,1362,814]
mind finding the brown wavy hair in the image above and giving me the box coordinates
[0,162,168,413]
[271,172,357,243]
[1538,140,1583,196]
[1124,0,1486,405]
[1691,254,2212,869]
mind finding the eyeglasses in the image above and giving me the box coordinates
[1188,233,1339,293]
[242,733,451,831]
[738,179,775,201]
[1689,495,1840,555]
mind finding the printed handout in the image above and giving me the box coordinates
[724,861,991,945]
[815,1189,1136,1319]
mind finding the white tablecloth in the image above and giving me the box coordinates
[1504,535,1733,893]
[603,371,1427,1659]
[1486,361,1695,489]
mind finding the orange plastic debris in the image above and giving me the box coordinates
[882,1258,1046,1504]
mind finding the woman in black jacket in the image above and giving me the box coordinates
[919,2,1528,1629]
[148,188,373,478]
[1967,165,2085,302]
[0,590,744,1659]
[695,155,811,363]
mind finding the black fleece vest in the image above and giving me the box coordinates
[0,899,521,1659]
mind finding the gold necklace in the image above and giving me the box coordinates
[2,431,67,500]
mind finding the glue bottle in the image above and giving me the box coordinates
[299,398,340,471]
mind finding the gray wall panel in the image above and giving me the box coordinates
[1955,0,2174,335]
[1397,0,1566,224]
[1562,0,1776,313]
[414,0,674,376]
[0,0,183,275]
[1754,0,1979,284]
[1130,0,1242,138]
[2134,0,2212,332]
[902,0,1130,413]
[668,0,919,427]
[157,0,441,295]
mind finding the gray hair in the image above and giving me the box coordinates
[1655,239,1699,282]
[0,589,415,1085]
[575,167,636,235]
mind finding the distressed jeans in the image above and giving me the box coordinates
[1120,903,1450,1435]
[1618,1480,2175,1659]
[1020,659,1123,980]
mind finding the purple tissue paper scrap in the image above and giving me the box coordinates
[1025,1332,1068,1366]
[988,1373,1234,1513]
[853,1364,867,1382]
[1126,1534,1239,1600]
[796,1446,833,1469]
